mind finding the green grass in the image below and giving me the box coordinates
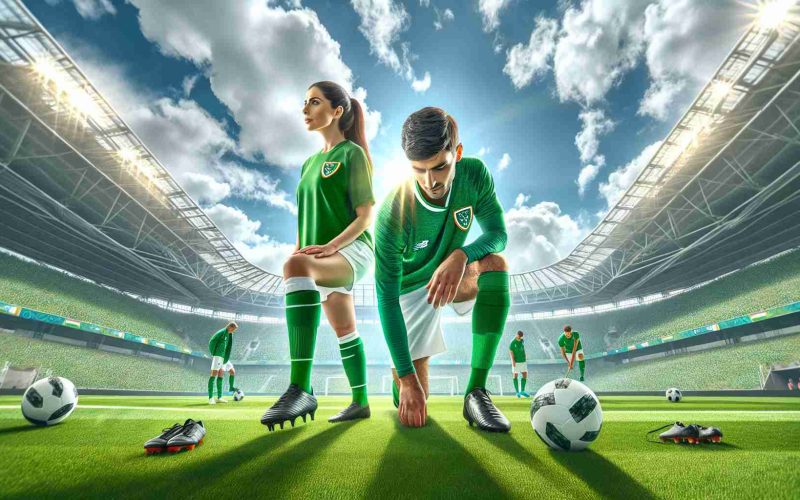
[1,396,798,499]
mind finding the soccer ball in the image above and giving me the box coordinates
[21,377,78,426]
[530,378,603,451]
[666,388,682,402]
[233,389,245,402]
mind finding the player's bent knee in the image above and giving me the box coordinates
[578,354,584,361]
[477,253,508,273]
[283,254,312,278]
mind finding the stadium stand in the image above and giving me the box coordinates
[511,249,800,356]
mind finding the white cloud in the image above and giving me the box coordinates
[497,152,511,171]
[576,163,601,196]
[598,141,662,209]
[351,0,430,91]
[204,204,294,275]
[434,7,455,31]
[504,198,590,271]
[420,0,431,7]
[64,39,297,214]
[638,0,744,120]
[553,0,649,106]
[478,0,512,33]
[129,0,381,168]
[181,74,200,97]
[503,16,559,89]
[477,146,490,157]
[45,0,116,19]
[411,72,432,93]
[575,108,614,164]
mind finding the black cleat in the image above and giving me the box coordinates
[166,419,206,453]
[328,402,371,423]
[261,384,317,431]
[697,425,723,443]
[463,388,511,433]
[659,422,700,444]
[144,423,184,455]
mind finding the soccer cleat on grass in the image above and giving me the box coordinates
[144,423,184,455]
[166,419,206,453]
[579,377,584,382]
[260,383,318,431]
[698,425,723,443]
[516,392,521,398]
[216,397,228,403]
[659,422,701,444]
[328,402,371,423]
[463,388,511,433]
[519,391,530,398]
[208,398,216,405]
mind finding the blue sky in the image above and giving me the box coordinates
[29,0,757,274]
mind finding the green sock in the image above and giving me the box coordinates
[466,271,510,394]
[521,377,527,392]
[579,360,585,379]
[286,289,321,393]
[392,380,399,408]
[208,377,215,399]
[216,376,223,398]
[228,374,235,392]
[339,335,368,406]
[513,376,519,393]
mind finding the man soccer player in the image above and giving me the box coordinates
[509,331,529,398]
[558,325,585,381]
[376,107,511,432]
[208,322,236,404]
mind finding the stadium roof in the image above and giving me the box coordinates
[0,0,799,316]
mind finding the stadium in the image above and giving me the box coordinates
[0,0,799,498]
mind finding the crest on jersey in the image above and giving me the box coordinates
[321,161,342,178]
[453,206,473,231]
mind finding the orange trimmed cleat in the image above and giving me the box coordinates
[165,419,206,453]
[144,423,184,455]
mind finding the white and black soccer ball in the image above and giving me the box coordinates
[21,377,78,426]
[666,388,682,402]
[233,389,245,402]
[530,378,603,451]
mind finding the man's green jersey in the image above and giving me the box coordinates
[509,338,526,363]
[558,332,582,353]
[297,140,374,250]
[375,157,507,377]
[209,328,233,363]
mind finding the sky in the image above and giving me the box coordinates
[28,0,759,275]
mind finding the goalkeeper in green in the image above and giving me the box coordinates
[558,325,586,381]
[376,107,511,432]
[208,322,236,404]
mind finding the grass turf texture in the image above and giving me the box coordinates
[1,395,798,499]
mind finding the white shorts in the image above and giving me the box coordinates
[222,361,235,373]
[390,286,476,367]
[569,349,585,361]
[317,239,374,302]
[210,356,224,371]
[512,361,528,374]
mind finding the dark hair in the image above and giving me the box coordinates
[563,325,572,333]
[517,330,524,336]
[309,81,372,166]
[401,106,459,161]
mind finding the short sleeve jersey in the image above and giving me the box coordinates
[558,332,582,352]
[509,338,526,363]
[297,140,374,250]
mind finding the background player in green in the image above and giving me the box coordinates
[376,107,512,432]
[261,81,375,430]
[208,322,236,404]
[509,330,530,398]
[558,325,586,381]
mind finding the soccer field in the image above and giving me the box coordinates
[1,395,799,499]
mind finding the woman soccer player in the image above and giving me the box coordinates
[260,81,375,430]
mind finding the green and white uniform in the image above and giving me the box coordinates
[375,157,507,377]
[296,139,375,300]
[558,332,583,358]
[209,328,232,371]
[509,338,527,374]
